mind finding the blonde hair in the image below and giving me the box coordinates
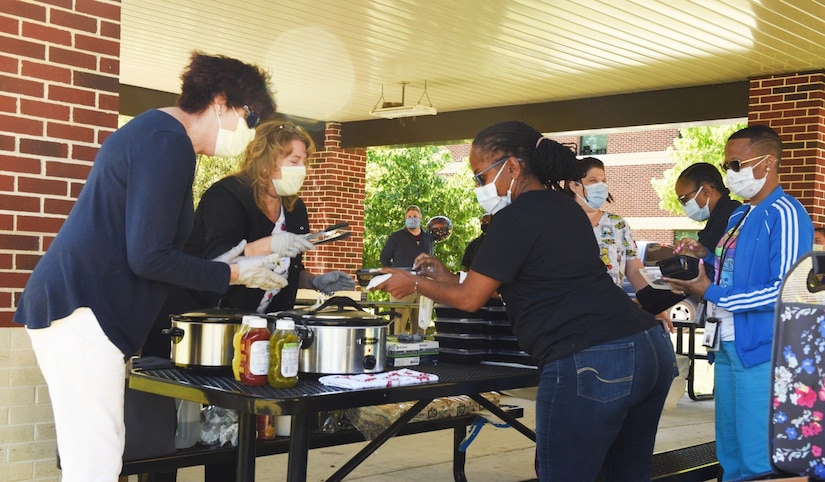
[236,121,316,215]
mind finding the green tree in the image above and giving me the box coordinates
[651,122,746,214]
[192,154,241,206]
[363,146,482,298]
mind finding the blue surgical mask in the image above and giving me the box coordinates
[405,217,421,229]
[579,181,609,210]
[682,185,710,222]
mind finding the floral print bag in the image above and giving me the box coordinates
[771,252,825,478]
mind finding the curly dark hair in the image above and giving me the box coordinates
[472,121,578,191]
[178,51,275,120]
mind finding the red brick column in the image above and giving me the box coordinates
[0,0,121,327]
[301,122,366,279]
[749,72,825,225]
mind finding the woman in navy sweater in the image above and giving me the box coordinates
[14,52,287,482]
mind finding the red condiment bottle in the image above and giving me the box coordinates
[240,317,270,386]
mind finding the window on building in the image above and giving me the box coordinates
[580,134,607,155]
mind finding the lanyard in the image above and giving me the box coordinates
[710,205,751,317]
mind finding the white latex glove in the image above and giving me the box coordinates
[212,240,247,263]
[312,271,356,294]
[270,233,316,258]
[231,255,288,290]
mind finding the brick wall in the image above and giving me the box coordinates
[748,72,825,225]
[301,123,367,281]
[0,1,120,480]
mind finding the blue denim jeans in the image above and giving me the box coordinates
[535,325,677,481]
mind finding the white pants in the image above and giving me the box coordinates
[27,307,126,482]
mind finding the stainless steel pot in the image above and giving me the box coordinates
[271,297,391,374]
[163,303,255,370]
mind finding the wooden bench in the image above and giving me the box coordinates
[120,405,524,482]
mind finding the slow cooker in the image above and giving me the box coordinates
[271,297,392,374]
[163,302,255,370]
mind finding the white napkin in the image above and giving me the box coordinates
[365,273,393,291]
[318,369,439,389]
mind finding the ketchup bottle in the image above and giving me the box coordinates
[240,317,270,386]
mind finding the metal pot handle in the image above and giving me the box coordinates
[295,323,314,349]
[161,327,184,344]
[310,296,365,314]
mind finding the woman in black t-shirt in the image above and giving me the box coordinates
[376,120,677,481]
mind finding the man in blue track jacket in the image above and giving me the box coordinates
[667,124,813,481]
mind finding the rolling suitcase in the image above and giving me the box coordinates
[769,252,825,479]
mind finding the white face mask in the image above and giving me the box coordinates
[272,165,306,196]
[578,181,609,210]
[725,157,767,199]
[214,108,256,157]
[473,161,513,214]
[682,185,710,221]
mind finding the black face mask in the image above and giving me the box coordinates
[480,223,489,233]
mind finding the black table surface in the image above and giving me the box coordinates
[129,363,540,416]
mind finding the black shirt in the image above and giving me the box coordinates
[698,195,741,279]
[380,228,434,267]
[471,190,657,364]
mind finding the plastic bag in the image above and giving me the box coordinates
[199,405,239,447]
[343,392,500,440]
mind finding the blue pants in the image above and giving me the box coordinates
[714,341,771,481]
[535,325,677,481]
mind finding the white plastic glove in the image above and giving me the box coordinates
[211,240,247,263]
[231,255,288,290]
[270,233,316,258]
[312,271,356,294]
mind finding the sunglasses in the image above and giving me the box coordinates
[677,185,704,206]
[722,154,770,172]
[473,156,521,186]
[243,105,260,129]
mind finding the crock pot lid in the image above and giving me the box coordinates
[274,307,387,326]
[171,307,253,322]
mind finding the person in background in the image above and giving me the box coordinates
[565,156,673,331]
[13,52,283,482]
[461,213,492,270]
[674,162,741,278]
[380,205,434,333]
[667,124,813,481]
[376,121,676,481]
[814,226,825,249]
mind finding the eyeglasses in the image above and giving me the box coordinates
[677,185,702,206]
[473,156,520,186]
[243,105,260,128]
[722,154,770,172]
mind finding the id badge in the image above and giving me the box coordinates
[702,317,721,351]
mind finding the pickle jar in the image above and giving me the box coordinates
[268,319,300,388]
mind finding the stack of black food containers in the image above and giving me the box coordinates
[434,299,536,366]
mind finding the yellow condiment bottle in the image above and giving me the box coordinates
[268,319,301,388]
[232,315,256,381]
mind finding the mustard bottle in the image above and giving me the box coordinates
[231,315,256,381]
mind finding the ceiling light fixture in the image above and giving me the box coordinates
[369,81,437,119]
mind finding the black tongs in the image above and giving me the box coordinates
[304,222,351,245]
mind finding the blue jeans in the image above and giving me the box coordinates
[713,341,771,481]
[535,325,677,481]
